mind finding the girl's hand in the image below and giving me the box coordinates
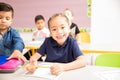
[26,56,38,73]
[50,63,65,75]
[25,63,38,73]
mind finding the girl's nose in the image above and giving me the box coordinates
[57,29,62,34]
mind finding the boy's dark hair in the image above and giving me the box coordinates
[35,15,45,23]
[0,2,14,18]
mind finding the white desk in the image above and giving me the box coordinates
[80,43,120,53]
[0,64,120,80]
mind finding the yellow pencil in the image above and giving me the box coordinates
[20,65,50,69]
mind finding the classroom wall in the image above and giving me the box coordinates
[91,0,120,45]
[0,0,90,28]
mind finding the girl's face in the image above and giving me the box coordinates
[35,19,45,30]
[0,11,13,31]
[49,16,70,45]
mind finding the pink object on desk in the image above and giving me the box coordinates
[0,58,24,72]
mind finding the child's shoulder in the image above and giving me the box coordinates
[8,27,18,33]
[67,36,78,45]
[45,36,52,40]
[7,28,20,36]
[68,36,76,42]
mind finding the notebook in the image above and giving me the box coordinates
[0,58,24,73]
[0,56,7,65]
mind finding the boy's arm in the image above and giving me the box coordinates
[7,29,26,61]
[12,30,24,52]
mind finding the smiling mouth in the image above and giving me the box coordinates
[56,34,66,39]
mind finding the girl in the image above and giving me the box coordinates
[26,13,86,75]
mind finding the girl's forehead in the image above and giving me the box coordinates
[55,16,65,19]
[50,17,68,25]
[51,16,67,23]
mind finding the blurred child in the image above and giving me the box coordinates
[26,13,86,75]
[64,8,81,43]
[24,15,49,60]
[0,2,26,62]
[32,15,49,41]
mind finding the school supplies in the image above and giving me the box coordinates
[0,58,24,73]
[21,65,49,69]
[0,56,7,65]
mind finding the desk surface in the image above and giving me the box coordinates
[80,43,120,53]
[0,63,120,80]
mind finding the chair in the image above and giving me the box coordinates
[79,32,91,43]
[95,53,120,68]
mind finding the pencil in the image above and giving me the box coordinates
[20,65,50,69]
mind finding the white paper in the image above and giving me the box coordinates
[95,70,120,80]
[23,67,63,80]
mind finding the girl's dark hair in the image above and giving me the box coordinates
[35,15,45,23]
[0,2,14,18]
[48,13,70,29]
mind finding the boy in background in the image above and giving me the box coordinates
[26,13,86,75]
[0,2,26,62]
[24,15,50,60]
[32,15,49,41]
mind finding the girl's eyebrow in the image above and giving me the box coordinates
[50,24,66,29]
[50,26,56,29]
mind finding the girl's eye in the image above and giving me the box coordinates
[52,29,56,31]
[61,26,65,29]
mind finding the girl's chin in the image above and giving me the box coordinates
[57,41,64,45]
[56,37,66,40]
[57,39,66,43]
